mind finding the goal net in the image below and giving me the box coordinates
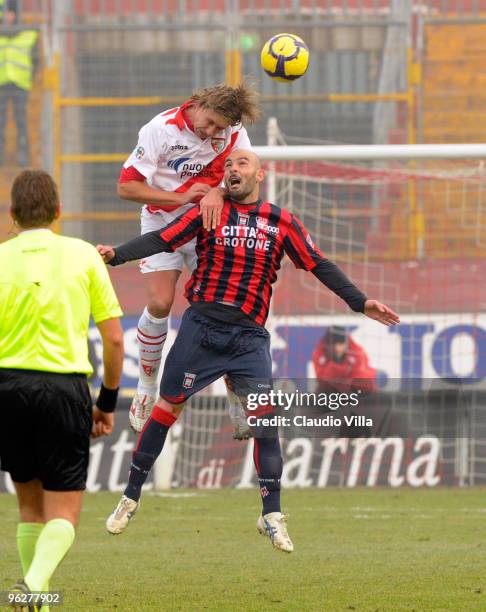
[157,126,486,490]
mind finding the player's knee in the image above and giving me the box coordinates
[147,297,173,319]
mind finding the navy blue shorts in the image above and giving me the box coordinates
[160,307,273,404]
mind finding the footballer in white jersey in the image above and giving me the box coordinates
[120,101,252,272]
[117,82,261,436]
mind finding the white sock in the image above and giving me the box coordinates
[137,307,168,397]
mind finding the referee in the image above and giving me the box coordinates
[0,170,124,606]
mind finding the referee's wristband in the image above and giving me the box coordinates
[95,384,119,413]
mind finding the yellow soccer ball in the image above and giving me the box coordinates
[260,33,309,83]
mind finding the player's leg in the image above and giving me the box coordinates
[107,307,230,534]
[182,244,249,439]
[106,397,184,535]
[130,261,182,433]
[130,208,186,432]
[228,329,293,552]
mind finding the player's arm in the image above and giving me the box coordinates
[118,121,212,209]
[97,205,203,266]
[118,166,212,209]
[283,214,400,326]
[312,261,399,325]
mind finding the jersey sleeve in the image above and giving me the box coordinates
[233,126,252,151]
[159,205,203,249]
[88,247,123,324]
[283,213,325,270]
[123,119,167,180]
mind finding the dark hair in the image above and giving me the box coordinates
[11,169,60,228]
[189,80,261,126]
[325,326,348,345]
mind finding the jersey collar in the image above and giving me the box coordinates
[227,197,262,211]
[167,100,195,132]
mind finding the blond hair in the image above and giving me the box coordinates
[189,81,261,126]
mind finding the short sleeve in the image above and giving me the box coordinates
[233,126,252,151]
[88,248,123,323]
[123,119,167,180]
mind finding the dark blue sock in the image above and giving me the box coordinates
[124,408,176,501]
[254,437,283,515]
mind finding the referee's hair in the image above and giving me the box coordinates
[11,169,60,229]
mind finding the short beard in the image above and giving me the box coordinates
[228,186,253,201]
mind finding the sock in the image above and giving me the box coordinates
[17,524,50,610]
[24,518,75,593]
[124,406,177,502]
[137,307,168,396]
[253,437,283,515]
[16,522,43,575]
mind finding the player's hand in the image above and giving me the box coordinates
[199,187,225,230]
[96,244,115,263]
[181,182,212,206]
[91,406,115,438]
[364,299,400,326]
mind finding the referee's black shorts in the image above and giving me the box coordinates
[0,368,92,491]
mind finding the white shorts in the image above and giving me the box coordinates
[139,207,197,274]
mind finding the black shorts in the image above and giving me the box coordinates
[0,368,92,491]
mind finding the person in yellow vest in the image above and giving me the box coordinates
[0,169,124,607]
[0,0,39,166]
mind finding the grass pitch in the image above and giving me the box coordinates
[1,488,486,611]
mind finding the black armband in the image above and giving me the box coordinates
[312,259,368,313]
[95,383,119,413]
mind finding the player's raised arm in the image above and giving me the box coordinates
[97,204,203,266]
[97,230,173,266]
[282,213,400,326]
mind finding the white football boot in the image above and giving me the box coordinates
[129,393,155,432]
[106,495,140,535]
[257,512,294,553]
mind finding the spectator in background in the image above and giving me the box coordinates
[312,326,377,395]
[0,0,39,166]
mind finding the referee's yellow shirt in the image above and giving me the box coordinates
[0,229,123,375]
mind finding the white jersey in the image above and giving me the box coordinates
[123,102,252,222]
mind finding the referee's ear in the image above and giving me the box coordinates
[54,203,62,219]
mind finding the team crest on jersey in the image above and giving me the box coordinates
[134,146,145,160]
[237,213,249,226]
[211,138,225,153]
[183,372,197,389]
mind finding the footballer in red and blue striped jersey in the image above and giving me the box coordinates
[102,150,400,549]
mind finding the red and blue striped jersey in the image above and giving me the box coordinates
[158,199,324,326]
